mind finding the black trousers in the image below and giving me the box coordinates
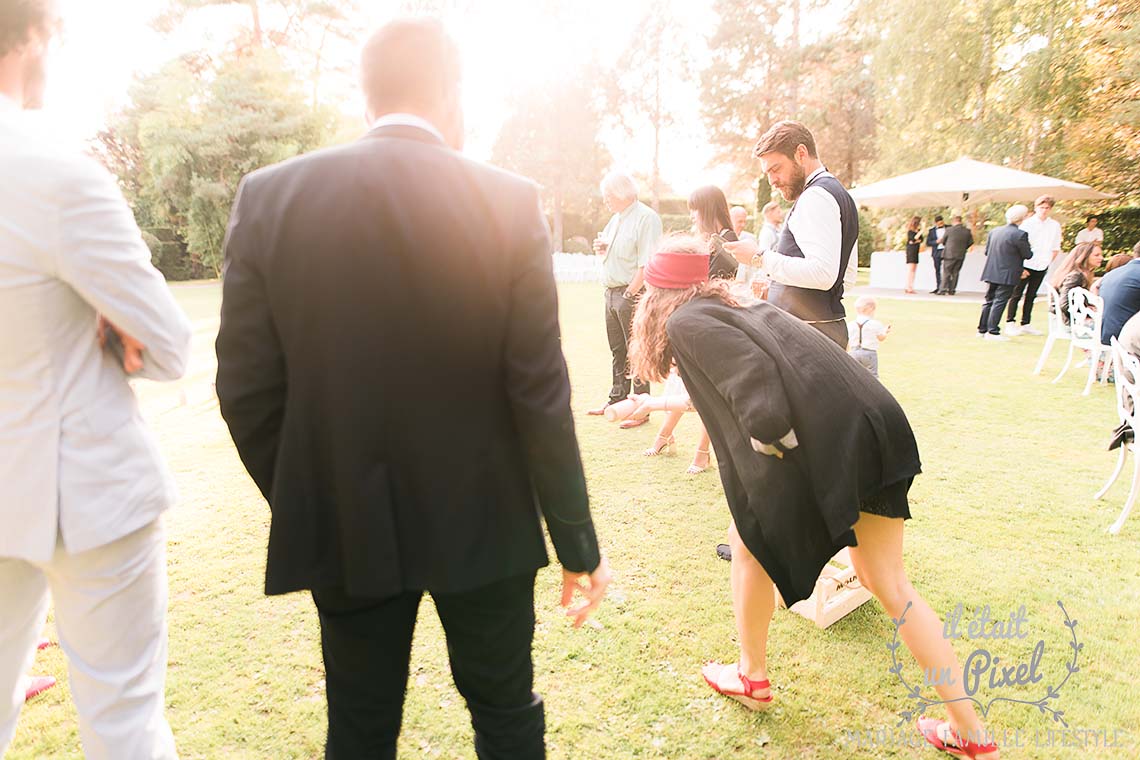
[1006,267,1047,325]
[604,286,649,403]
[978,283,1015,334]
[312,572,543,760]
[931,249,943,291]
[812,318,849,350]
[939,257,964,294]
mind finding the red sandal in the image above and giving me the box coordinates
[701,662,773,711]
[917,717,999,758]
[24,676,56,702]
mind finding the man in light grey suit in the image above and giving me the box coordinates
[0,3,191,757]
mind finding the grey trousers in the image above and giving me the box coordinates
[851,347,879,378]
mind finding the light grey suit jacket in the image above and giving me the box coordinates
[0,96,192,562]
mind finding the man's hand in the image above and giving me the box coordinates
[561,555,611,629]
[1021,269,1030,280]
[97,316,146,374]
[723,237,760,265]
[592,238,609,255]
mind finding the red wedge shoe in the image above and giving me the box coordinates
[701,662,773,711]
[917,717,999,759]
[24,676,56,702]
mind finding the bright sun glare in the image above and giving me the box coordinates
[44,0,729,194]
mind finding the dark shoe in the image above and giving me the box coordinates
[587,403,611,416]
[1109,421,1134,451]
[716,543,732,561]
[929,289,939,294]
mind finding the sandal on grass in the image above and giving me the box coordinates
[24,676,56,702]
[917,717,999,759]
[701,662,772,711]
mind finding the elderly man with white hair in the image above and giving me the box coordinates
[729,206,756,243]
[977,204,1033,341]
[588,171,663,421]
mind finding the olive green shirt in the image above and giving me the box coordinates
[599,200,663,288]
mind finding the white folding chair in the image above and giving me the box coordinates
[1095,337,1140,534]
[1033,283,1072,375]
[1053,287,1110,395]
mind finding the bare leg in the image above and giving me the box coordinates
[725,520,773,692]
[645,411,683,455]
[905,263,917,293]
[688,420,712,473]
[655,410,684,440]
[848,513,998,759]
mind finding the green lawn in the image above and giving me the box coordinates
[12,282,1139,759]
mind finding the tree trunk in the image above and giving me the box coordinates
[974,0,994,125]
[651,64,661,212]
[249,0,263,48]
[312,23,329,108]
[553,184,564,253]
[789,0,801,117]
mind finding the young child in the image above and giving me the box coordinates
[848,296,891,378]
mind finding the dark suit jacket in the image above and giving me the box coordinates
[666,298,921,605]
[926,225,947,253]
[216,124,600,597]
[1098,259,1140,343]
[980,223,1033,286]
[941,224,974,260]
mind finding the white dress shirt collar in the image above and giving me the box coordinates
[805,165,828,186]
[369,112,446,144]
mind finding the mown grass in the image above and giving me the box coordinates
[10,282,1139,759]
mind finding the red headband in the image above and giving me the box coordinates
[644,250,710,289]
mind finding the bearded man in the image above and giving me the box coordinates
[724,120,859,348]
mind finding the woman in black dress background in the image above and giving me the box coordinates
[905,215,922,294]
[628,237,1000,760]
[688,185,742,280]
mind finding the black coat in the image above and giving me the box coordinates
[981,223,1033,286]
[667,298,922,604]
[941,223,974,260]
[216,125,600,597]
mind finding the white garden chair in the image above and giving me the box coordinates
[1052,287,1110,395]
[1033,283,1071,375]
[1094,337,1140,534]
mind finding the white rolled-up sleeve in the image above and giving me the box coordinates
[762,186,844,291]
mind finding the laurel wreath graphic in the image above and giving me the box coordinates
[888,600,1081,727]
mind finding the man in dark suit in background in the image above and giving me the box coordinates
[926,214,948,294]
[937,215,974,295]
[215,19,609,760]
[977,205,1033,341]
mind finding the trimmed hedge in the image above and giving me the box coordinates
[1063,207,1140,254]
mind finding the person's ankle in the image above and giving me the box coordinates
[738,658,767,682]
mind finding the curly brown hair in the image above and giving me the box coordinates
[629,236,740,384]
[0,0,53,57]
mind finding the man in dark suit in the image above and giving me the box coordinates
[215,19,609,760]
[977,205,1033,340]
[1098,258,1140,344]
[937,215,974,295]
[925,215,948,294]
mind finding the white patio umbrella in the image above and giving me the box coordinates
[849,157,1116,208]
